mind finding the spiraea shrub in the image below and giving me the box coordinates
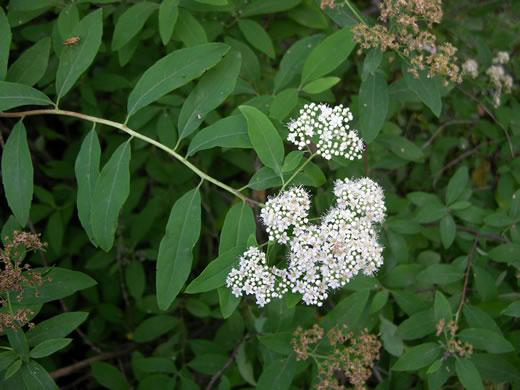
[0,0,519,389]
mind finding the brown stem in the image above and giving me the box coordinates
[421,120,475,150]
[455,233,480,326]
[422,222,508,243]
[50,345,136,379]
[206,335,250,390]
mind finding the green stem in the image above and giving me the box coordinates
[280,153,316,192]
[344,0,366,24]
[0,109,261,206]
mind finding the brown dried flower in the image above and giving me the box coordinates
[0,231,48,332]
[352,0,462,85]
[293,324,381,390]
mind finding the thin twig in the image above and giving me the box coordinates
[50,345,135,379]
[422,222,508,243]
[0,109,263,207]
[206,335,250,390]
[59,299,103,354]
[421,120,474,150]
[454,233,480,326]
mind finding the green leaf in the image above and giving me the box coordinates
[377,134,424,161]
[174,9,207,47]
[5,359,22,380]
[1,121,33,227]
[458,328,514,353]
[322,289,370,329]
[238,19,275,58]
[0,81,53,111]
[112,2,157,51]
[0,7,11,81]
[247,166,283,189]
[301,26,356,85]
[56,9,103,102]
[159,0,179,45]
[133,357,176,374]
[57,4,79,38]
[502,301,520,317]
[6,38,50,87]
[187,115,251,156]
[241,0,301,17]
[127,43,229,117]
[30,338,72,359]
[402,65,441,117]
[392,343,442,371]
[446,166,469,205]
[258,332,293,355]
[8,0,61,11]
[188,354,228,375]
[90,140,131,252]
[219,202,256,254]
[463,305,502,334]
[361,48,383,80]
[269,88,299,121]
[471,353,520,383]
[380,317,404,357]
[386,230,408,263]
[256,356,296,390]
[274,34,323,93]
[156,188,201,310]
[218,286,241,318]
[75,129,100,246]
[91,362,128,390]
[282,151,304,173]
[7,328,29,362]
[26,312,89,346]
[455,358,484,390]
[302,76,340,94]
[396,310,436,340]
[417,264,464,285]
[178,51,241,140]
[133,315,178,342]
[0,351,18,371]
[17,267,96,305]
[224,37,260,85]
[20,360,58,390]
[415,203,447,223]
[433,291,452,323]
[369,290,389,313]
[391,290,428,316]
[125,260,146,299]
[359,72,388,142]
[488,243,520,266]
[440,213,456,248]
[239,105,284,176]
[186,246,245,293]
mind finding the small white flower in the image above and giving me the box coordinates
[493,51,510,65]
[462,59,478,79]
[286,103,364,161]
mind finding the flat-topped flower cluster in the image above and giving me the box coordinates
[287,103,364,161]
[226,178,386,307]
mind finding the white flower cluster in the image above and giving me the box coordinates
[226,247,289,307]
[287,103,364,161]
[462,59,478,79]
[462,52,514,108]
[226,178,386,307]
[260,187,310,244]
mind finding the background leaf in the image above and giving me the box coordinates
[301,26,356,85]
[239,105,284,176]
[127,43,229,117]
[1,120,33,227]
[75,129,101,246]
[6,38,51,87]
[56,8,103,102]
[90,140,131,252]
[112,2,157,51]
[159,0,179,45]
[359,72,388,142]
[402,65,441,117]
[156,188,201,310]
[178,51,241,141]
[0,7,11,81]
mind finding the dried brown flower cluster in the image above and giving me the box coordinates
[352,0,462,85]
[292,324,381,390]
[0,231,48,332]
[320,0,336,9]
[436,319,473,359]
